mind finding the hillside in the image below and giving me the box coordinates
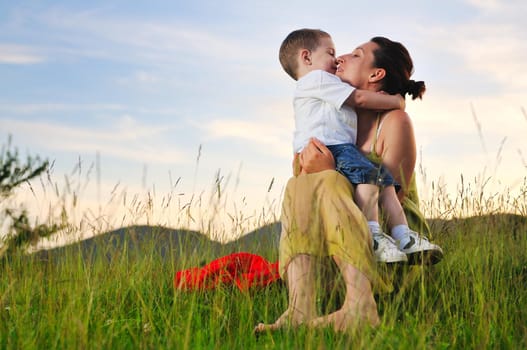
[33,213,526,263]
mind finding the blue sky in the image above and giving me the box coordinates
[1,0,526,243]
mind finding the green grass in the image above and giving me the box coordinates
[1,212,526,349]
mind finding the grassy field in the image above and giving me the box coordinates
[1,210,526,349]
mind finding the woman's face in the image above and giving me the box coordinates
[336,41,379,89]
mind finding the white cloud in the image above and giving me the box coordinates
[451,25,527,91]
[133,71,160,84]
[195,100,294,159]
[114,71,169,90]
[0,103,195,118]
[0,44,45,64]
[30,8,266,67]
[465,0,518,12]
[0,103,125,114]
[0,117,189,165]
[414,3,527,93]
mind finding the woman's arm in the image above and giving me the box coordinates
[376,110,416,201]
[297,138,335,175]
[345,90,405,111]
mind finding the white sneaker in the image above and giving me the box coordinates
[398,230,444,265]
[373,232,408,263]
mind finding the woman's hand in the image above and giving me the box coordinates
[298,138,335,174]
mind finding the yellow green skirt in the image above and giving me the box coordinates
[279,170,391,293]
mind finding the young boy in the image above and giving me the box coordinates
[279,28,442,263]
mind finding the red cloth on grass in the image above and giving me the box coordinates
[174,252,280,291]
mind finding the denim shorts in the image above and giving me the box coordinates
[327,143,398,189]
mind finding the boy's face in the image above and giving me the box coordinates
[308,36,337,74]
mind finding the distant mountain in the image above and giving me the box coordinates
[224,222,281,255]
[35,225,224,263]
[33,213,526,263]
[34,222,282,263]
[428,213,527,238]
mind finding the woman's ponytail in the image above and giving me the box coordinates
[405,79,426,100]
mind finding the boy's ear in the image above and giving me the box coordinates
[300,49,311,65]
[369,68,386,82]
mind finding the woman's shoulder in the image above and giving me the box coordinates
[380,109,413,132]
[377,109,416,149]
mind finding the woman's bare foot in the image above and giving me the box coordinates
[253,307,310,334]
[253,322,278,334]
[309,309,354,331]
[309,256,380,332]
[255,255,317,335]
[308,295,379,332]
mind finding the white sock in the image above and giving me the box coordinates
[368,221,382,235]
[391,224,410,240]
[391,224,411,248]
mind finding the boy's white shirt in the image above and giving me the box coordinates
[293,70,357,153]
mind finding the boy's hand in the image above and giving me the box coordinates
[378,91,405,110]
[396,94,405,110]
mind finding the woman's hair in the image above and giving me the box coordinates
[279,28,330,80]
[370,36,426,100]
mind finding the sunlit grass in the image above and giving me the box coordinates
[1,118,527,349]
[1,167,526,349]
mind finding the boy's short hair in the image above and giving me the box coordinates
[279,28,330,80]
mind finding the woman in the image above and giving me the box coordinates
[255,139,385,333]
[336,36,438,246]
[255,37,438,333]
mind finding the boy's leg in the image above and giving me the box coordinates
[379,185,408,228]
[353,183,379,223]
[380,186,444,264]
[328,145,405,263]
[356,184,407,263]
[308,256,380,332]
[254,254,316,333]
